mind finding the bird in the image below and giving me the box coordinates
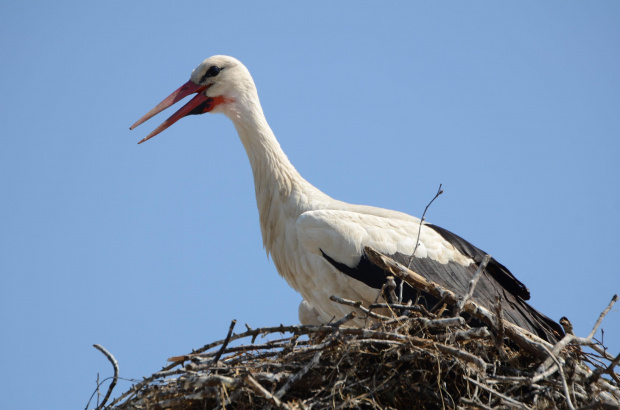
[130,55,563,343]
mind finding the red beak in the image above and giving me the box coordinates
[131,80,221,144]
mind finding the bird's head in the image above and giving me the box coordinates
[131,55,253,144]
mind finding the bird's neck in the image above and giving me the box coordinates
[227,99,327,252]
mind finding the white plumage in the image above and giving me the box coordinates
[131,55,562,342]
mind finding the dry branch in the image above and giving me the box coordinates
[456,253,491,314]
[212,319,236,365]
[364,246,553,358]
[244,372,290,409]
[406,183,444,272]
[90,344,119,410]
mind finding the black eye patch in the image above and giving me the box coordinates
[200,66,221,83]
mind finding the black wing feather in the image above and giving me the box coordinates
[320,223,564,343]
[426,223,530,300]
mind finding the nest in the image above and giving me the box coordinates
[91,249,620,409]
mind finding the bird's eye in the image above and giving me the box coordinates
[199,66,222,84]
[206,66,221,77]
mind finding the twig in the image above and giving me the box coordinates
[329,295,391,320]
[338,327,409,342]
[587,352,620,385]
[587,294,618,340]
[436,327,491,343]
[212,319,237,366]
[369,279,398,324]
[369,314,410,330]
[456,254,491,314]
[369,302,429,314]
[465,377,532,410]
[372,281,389,307]
[415,316,465,330]
[329,311,357,327]
[189,339,302,365]
[274,333,335,399]
[460,397,494,410]
[347,338,405,347]
[541,344,575,410]
[598,378,620,400]
[168,323,322,363]
[92,344,119,410]
[494,295,508,360]
[368,310,462,332]
[96,373,100,409]
[184,373,240,388]
[244,372,291,409]
[406,183,443,271]
[434,343,487,372]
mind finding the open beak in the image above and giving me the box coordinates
[130,81,215,144]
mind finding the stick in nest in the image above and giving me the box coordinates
[274,332,336,399]
[364,246,553,358]
[212,319,237,366]
[407,183,444,272]
[88,344,119,410]
[455,253,491,315]
[244,372,290,409]
[404,184,443,302]
[329,295,391,320]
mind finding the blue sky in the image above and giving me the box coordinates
[1,2,619,409]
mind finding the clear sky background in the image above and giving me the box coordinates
[1,2,619,409]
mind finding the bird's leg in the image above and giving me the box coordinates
[385,276,398,304]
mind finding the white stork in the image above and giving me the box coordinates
[131,55,563,343]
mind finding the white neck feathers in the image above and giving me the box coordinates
[223,88,324,254]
